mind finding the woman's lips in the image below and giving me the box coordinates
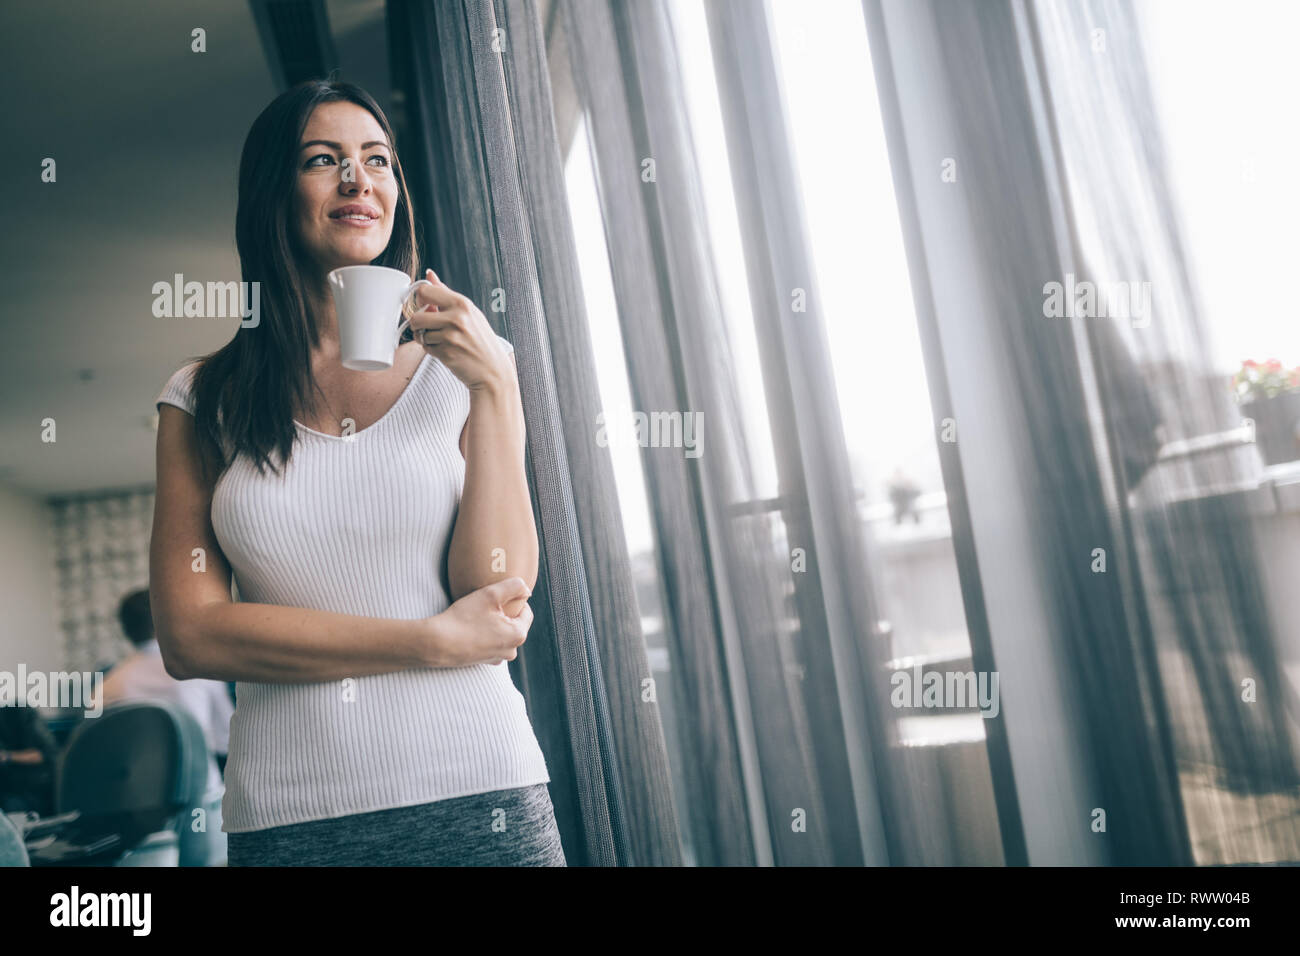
[330,215,380,228]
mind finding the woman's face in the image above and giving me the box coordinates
[293,100,399,275]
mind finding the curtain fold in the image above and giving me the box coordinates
[864,0,1300,863]
[703,0,892,865]
[491,0,682,867]
[860,0,1029,866]
[1028,0,1300,856]
[557,0,759,866]
[863,0,1188,864]
[558,0,910,865]
[388,0,684,866]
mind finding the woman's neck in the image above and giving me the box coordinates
[303,272,340,353]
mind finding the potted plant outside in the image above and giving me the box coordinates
[1233,359,1300,466]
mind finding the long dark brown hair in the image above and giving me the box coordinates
[189,79,419,480]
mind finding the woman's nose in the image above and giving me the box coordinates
[340,159,372,193]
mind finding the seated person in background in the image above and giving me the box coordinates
[0,703,59,815]
[99,588,233,797]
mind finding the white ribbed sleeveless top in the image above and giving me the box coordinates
[155,336,550,833]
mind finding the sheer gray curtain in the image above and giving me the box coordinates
[866,0,1300,864]
[865,0,1195,865]
[389,0,681,866]
[557,0,905,865]
[1029,0,1300,857]
[554,0,758,866]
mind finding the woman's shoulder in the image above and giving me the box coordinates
[156,359,204,417]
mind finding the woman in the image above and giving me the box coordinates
[149,79,565,866]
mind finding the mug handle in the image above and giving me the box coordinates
[395,278,435,345]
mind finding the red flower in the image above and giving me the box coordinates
[1244,359,1258,368]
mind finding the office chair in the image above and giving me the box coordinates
[56,700,214,866]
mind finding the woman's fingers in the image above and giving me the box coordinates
[411,311,462,335]
[409,306,461,348]
[412,280,465,312]
[410,304,481,354]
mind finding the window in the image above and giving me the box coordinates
[562,112,700,865]
[1139,0,1300,373]
[770,0,983,739]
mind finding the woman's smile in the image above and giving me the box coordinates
[329,202,382,227]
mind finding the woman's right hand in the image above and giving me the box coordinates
[426,577,535,667]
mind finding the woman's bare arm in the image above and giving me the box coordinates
[446,352,540,611]
[150,404,441,683]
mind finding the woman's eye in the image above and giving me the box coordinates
[302,153,388,170]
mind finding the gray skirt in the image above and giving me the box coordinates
[226,784,566,867]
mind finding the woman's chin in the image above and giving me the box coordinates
[329,249,386,270]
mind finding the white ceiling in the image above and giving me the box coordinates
[0,0,387,497]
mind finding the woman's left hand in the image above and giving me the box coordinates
[407,268,514,392]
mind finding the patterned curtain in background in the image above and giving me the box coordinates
[49,489,154,674]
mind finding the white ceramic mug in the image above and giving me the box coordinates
[327,264,433,371]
